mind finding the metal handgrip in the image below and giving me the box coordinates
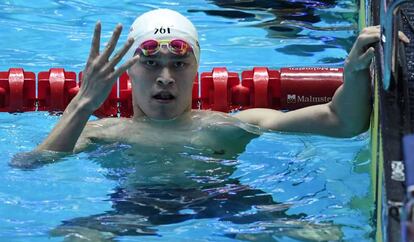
[381,0,411,90]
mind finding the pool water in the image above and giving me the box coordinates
[0,0,372,241]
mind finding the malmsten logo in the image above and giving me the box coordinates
[287,94,332,103]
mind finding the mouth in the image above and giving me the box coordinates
[152,91,176,103]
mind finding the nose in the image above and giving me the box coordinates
[156,67,175,86]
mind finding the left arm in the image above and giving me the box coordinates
[235,26,408,137]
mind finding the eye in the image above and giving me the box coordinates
[174,61,186,68]
[145,60,157,67]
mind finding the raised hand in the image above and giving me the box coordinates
[29,22,140,154]
[77,21,139,113]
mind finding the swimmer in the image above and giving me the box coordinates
[9,9,409,168]
[25,9,407,157]
[10,8,409,241]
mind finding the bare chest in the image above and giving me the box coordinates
[95,122,223,153]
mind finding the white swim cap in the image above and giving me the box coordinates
[125,9,200,64]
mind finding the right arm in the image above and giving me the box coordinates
[37,22,138,153]
[10,22,139,168]
[36,95,93,152]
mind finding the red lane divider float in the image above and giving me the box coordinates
[0,67,343,117]
[280,67,343,110]
[241,67,281,109]
[38,68,78,112]
[119,72,133,118]
[201,67,240,112]
[0,68,36,112]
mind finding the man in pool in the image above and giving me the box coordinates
[11,8,409,241]
[28,9,407,156]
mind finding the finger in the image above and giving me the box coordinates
[97,24,123,65]
[354,32,381,52]
[361,25,380,33]
[104,37,135,73]
[398,31,410,44]
[358,47,375,69]
[111,55,140,79]
[363,25,380,31]
[87,21,101,65]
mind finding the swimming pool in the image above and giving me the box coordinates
[0,0,371,241]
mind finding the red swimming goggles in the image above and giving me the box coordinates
[135,39,193,56]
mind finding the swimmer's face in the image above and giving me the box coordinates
[128,47,198,120]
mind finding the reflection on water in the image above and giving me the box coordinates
[194,0,357,64]
[205,0,338,23]
[51,142,342,241]
[90,142,238,189]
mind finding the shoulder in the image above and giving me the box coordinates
[191,110,261,156]
[233,108,284,127]
[74,117,131,152]
[83,117,129,138]
[195,110,263,137]
[198,110,238,123]
[194,110,243,129]
[88,117,132,127]
[88,117,124,125]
